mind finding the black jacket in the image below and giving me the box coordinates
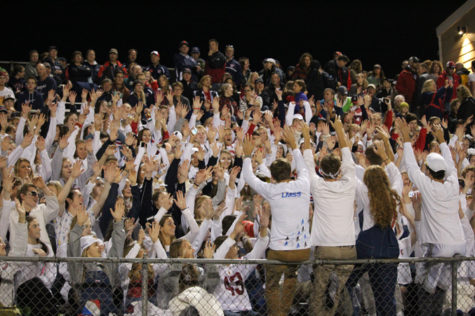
[306,68,336,100]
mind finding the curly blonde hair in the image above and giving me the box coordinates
[363,166,399,228]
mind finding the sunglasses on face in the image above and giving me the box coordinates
[28,191,38,197]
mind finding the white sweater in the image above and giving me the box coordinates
[242,148,311,251]
[403,142,464,245]
[304,147,356,246]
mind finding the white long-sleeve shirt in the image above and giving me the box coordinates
[403,142,464,245]
[9,195,59,249]
[242,148,311,251]
[303,147,356,246]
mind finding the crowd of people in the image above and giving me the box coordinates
[0,39,474,316]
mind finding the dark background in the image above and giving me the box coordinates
[1,0,466,78]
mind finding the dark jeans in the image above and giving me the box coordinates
[346,225,399,316]
[347,263,398,316]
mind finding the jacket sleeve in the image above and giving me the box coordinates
[108,219,126,258]
[51,147,64,181]
[139,178,153,227]
[127,185,141,220]
[165,158,180,196]
[99,183,119,237]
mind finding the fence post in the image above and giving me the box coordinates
[141,258,148,316]
[451,261,457,316]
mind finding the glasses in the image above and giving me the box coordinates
[28,191,38,197]
[244,89,251,92]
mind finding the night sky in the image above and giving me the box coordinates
[1,0,467,78]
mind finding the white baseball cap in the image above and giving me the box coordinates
[425,153,447,172]
[80,235,100,254]
[293,114,304,121]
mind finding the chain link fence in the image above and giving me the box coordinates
[0,256,473,315]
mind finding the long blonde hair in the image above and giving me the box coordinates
[363,166,399,228]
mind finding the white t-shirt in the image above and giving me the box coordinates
[242,149,311,251]
[304,147,356,246]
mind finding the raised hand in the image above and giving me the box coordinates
[36,136,46,152]
[159,192,174,210]
[202,240,216,259]
[212,96,220,113]
[111,198,125,221]
[21,133,34,149]
[14,199,26,221]
[174,190,187,210]
[230,213,247,239]
[32,176,47,190]
[282,126,297,150]
[71,160,84,178]
[149,221,160,243]
[243,134,254,157]
[373,140,388,161]
[77,205,89,227]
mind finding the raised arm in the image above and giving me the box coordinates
[242,134,272,199]
[396,118,427,189]
[433,126,457,176]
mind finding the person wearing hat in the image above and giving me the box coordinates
[3,95,16,112]
[396,57,418,106]
[145,51,170,81]
[326,55,352,91]
[98,48,128,81]
[190,47,205,75]
[174,40,198,82]
[44,45,64,84]
[436,61,460,102]
[259,57,284,86]
[397,118,465,315]
[68,205,126,316]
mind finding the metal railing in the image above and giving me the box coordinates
[0,256,473,315]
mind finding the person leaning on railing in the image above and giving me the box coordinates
[397,117,466,315]
[301,118,357,316]
[241,127,311,316]
[345,163,401,315]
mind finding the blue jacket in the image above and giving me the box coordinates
[16,90,45,111]
[173,53,197,80]
[36,76,57,98]
[145,63,170,80]
[225,58,243,86]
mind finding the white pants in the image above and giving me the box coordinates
[415,243,466,293]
